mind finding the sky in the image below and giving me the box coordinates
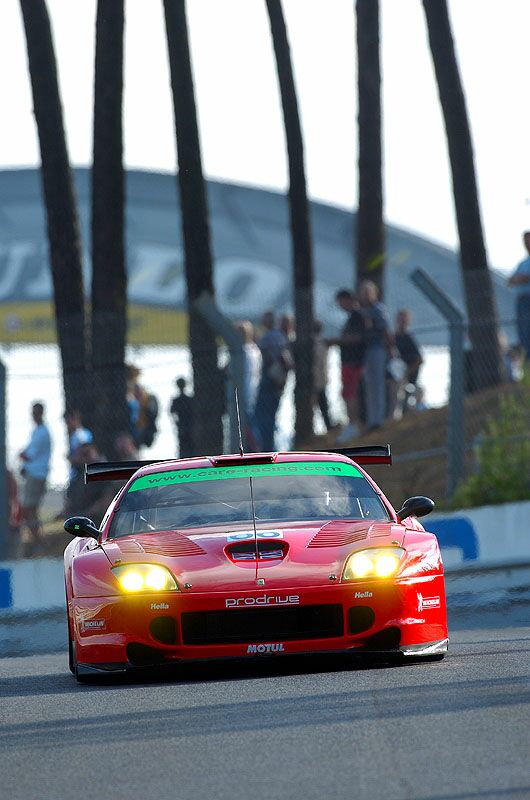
[1,0,530,271]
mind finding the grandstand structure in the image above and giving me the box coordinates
[0,167,513,346]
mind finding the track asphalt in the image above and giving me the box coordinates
[0,606,528,800]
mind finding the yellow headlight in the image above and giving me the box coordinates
[374,554,401,577]
[112,564,178,592]
[343,548,404,581]
[120,571,144,592]
[145,566,171,591]
[346,553,374,579]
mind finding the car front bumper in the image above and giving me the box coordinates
[71,574,448,668]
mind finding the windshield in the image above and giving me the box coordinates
[108,461,390,537]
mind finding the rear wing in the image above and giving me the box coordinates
[85,460,172,484]
[325,445,392,466]
[85,445,392,484]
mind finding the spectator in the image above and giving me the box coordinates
[328,289,366,443]
[508,231,530,358]
[279,313,296,344]
[64,408,93,513]
[235,320,262,416]
[254,311,292,451]
[65,442,114,526]
[19,402,51,556]
[395,309,423,386]
[127,364,159,448]
[358,280,393,431]
[64,408,92,477]
[170,377,194,458]
[313,320,334,431]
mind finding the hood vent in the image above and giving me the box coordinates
[226,540,287,563]
[307,522,369,548]
[116,532,206,557]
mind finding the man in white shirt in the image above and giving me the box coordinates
[64,408,93,481]
[19,402,51,555]
[508,231,530,358]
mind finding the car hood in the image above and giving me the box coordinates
[102,519,405,592]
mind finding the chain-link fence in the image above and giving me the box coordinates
[2,278,529,558]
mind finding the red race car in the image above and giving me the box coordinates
[64,446,448,681]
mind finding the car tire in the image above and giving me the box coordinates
[68,627,93,683]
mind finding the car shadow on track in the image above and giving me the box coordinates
[0,673,529,748]
[0,650,435,698]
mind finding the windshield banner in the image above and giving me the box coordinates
[128,461,362,492]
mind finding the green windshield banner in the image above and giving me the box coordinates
[128,461,362,492]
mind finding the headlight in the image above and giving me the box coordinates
[343,548,404,581]
[112,564,179,593]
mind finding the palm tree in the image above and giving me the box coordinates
[163,0,223,455]
[422,0,502,390]
[356,0,385,296]
[91,0,129,458]
[265,0,314,446]
[19,0,88,414]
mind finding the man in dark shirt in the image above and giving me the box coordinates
[328,289,366,442]
[359,280,393,430]
[395,309,423,385]
[170,378,194,458]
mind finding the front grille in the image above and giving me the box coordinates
[181,604,344,645]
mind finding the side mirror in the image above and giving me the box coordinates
[396,496,434,523]
[64,516,100,540]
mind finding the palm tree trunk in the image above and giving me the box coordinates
[91,0,129,459]
[20,0,88,415]
[422,0,502,390]
[164,0,223,455]
[356,0,385,296]
[266,0,314,446]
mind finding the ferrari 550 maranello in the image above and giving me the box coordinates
[64,446,448,681]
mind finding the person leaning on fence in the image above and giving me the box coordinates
[395,309,423,386]
[254,310,293,451]
[507,231,530,359]
[394,308,424,414]
[358,280,393,431]
[19,401,51,556]
[328,289,366,443]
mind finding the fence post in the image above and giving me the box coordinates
[410,268,465,497]
[0,359,7,560]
